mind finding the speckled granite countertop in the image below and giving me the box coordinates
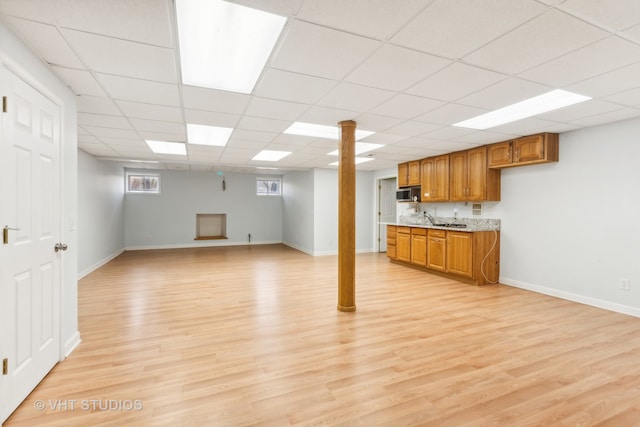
[388,216,500,232]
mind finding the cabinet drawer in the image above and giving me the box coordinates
[411,227,427,236]
[387,237,396,246]
[397,226,411,234]
[428,229,446,238]
[387,230,396,239]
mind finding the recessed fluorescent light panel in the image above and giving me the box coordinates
[453,89,592,130]
[176,0,287,94]
[145,140,187,155]
[284,122,375,141]
[252,150,291,161]
[326,142,384,156]
[329,157,375,166]
[187,124,233,147]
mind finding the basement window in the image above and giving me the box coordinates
[126,172,160,194]
[256,178,281,196]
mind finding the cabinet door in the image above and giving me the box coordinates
[420,158,434,201]
[398,162,409,187]
[433,155,450,202]
[446,232,473,278]
[515,134,545,163]
[408,160,421,186]
[427,232,446,272]
[386,225,397,259]
[467,146,487,201]
[449,151,467,201]
[396,231,411,263]
[488,141,512,168]
[411,232,427,266]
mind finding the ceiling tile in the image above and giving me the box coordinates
[78,113,130,129]
[391,0,546,58]
[345,44,451,92]
[415,103,489,126]
[245,97,309,120]
[78,143,119,157]
[567,62,640,98]
[62,29,177,83]
[229,130,278,143]
[559,0,640,31]
[567,107,640,126]
[129,118,185,135]
[55,0,173,47]
[603,88,640,108]
[77,95,121,115]
[236,116,290,133]
[270,20,381,80]
[296,106,359,127]
[296,0,429,40]
[255,69,336,104]
[137,130,186,141]
[50,66,105,96]
[370,94,444,120]
[317,82,395,112]
[96,73,180,106]
[456,77,551,110]
[5,17,83,68]
[464,9,608,75]
[181,86,250,115]
[407,62,508,102]
[351,113,404,133]
[519,36,640,87]
[382,121,441,137]
[227,0,303,16]
[489,117,565,135]
[189,164,214,172]
[82,126,140,139]
[536,99,625,122]
[184,110,240,128]
[623,24,640,43]
[115,100,183,123]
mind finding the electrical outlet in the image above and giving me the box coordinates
[620,278,631,291]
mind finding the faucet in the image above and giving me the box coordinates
[424,211,435,225]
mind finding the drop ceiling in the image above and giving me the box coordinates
[1,0,639,173]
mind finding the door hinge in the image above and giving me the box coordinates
[2,96,7,113]
[2,358,7,375]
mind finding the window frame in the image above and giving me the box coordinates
[256,177,282,196]
[125,171,161,195]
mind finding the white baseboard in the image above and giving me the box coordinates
[125,240,282,251]
[63,331,81,359]
[78,248,125,280]
[282,241,313,255]
[501,277,640,318]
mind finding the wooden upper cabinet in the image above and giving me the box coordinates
[398,162,409,187]
[487,141,513,168]
[407,160,420,186]
[450,147,500,202]
[399,160,420,188]
[420,155,449,202]
[488,133,559,169]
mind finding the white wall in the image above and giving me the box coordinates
[124,170,283,249]
[497,118,640,315]
[282,170,315,253]
[0,21,79,355]
[77,151,125,278]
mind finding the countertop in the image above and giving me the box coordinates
[385,217,500,232]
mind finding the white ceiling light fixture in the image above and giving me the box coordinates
[176,0,287,94]
[252,150,291,161]
[329,157,375,166]
[187,123,233,147]
[145,140,187,155]
[326,142,384,156]
[453,89,592,130]
[284,122,375,141]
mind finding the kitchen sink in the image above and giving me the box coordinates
[434,223,467,228]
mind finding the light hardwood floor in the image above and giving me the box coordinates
[5,244,640,426]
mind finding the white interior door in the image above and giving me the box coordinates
[0,66,62,423]
[377,177,397,252]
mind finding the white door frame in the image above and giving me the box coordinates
[374,174,397,253]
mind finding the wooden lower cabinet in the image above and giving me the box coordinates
[410,228,427,266]
[446,231,473,278]
[390,226,500,285]
[396,226,411,263]
[386,225,397,259]
[427,229,446,271]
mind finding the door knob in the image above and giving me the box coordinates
[3,225,20,244]
[54,243,68,252]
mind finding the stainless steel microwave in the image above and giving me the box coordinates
[396,187,421,202]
